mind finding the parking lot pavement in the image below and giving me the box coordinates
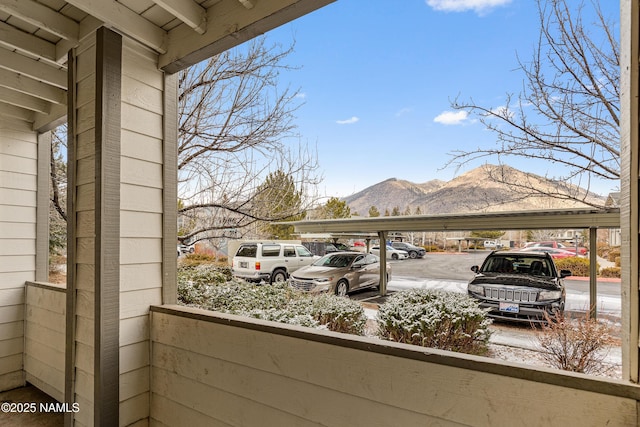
[389,276,468,293]
[351,252,622,320]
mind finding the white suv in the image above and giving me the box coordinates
[232,242,317,283]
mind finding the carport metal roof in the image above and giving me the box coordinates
[287,208,621,233]
[287,208,620,312]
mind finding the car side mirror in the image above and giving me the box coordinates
[560,269,572,278]
[471,266,479,273]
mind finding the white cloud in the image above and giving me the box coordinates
[426,0,512,14]
[433,110,469,125]
[336,116,360,125]
[395,107,413,117]
[295,92,307,99]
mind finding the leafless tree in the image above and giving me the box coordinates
[51,37,320,247]
[447,0,619,207]
[50,126,67,254]
[176,36,320,244]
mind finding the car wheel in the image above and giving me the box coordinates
[409,251,417,259]
[335,280,349,297]
[271,269,287,284]
[391,253,398,260]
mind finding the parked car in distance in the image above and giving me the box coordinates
[483,240,503,249]
[232,242,318,284]
[289,252,390,296]
[390,241,426,259]
[369,245,409,260]
[467,251,570,323]
[177,244,194,256]
[519,246,577,259]
[524,240,587,256]
[333,242,351,251]
[178,244,194,253]
[302,241,340,256]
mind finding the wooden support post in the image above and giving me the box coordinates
[589,227,598,319]
[378,231,387,297]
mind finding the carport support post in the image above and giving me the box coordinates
[378,231,388,296]
[589,227,598,319]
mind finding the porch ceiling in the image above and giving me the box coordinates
[0,0,333,130]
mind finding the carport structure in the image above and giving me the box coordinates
[1,1,640,426]
[288,208,621,310]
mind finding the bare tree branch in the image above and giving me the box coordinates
[50,127,67,222]
[447,0,619,207]
[176,37,321,244]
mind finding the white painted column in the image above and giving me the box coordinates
[620,0,640,383]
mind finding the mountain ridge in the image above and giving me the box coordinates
[343,164,606,216]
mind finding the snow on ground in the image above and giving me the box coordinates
[362,285,623,380]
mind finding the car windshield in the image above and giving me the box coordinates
[481,255,552,276]
[312,253,357,268]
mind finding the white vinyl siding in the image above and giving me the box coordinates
[0,117,37,390]
[118,37,166,426]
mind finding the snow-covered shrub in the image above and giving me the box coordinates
[199,281,299,313]
[536,311,615,375]
[178,263,232,286]
[290,294,366,335]
[180,281,367,335]
[376,289,492,355]
[177,263,235,305]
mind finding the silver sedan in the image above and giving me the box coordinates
[289,252,390,296]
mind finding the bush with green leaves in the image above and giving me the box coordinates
[180,252,225,267]
[301,294,367,335]
[178,263,232,286]
[376,289,492,355]
[600,267,621,278]
[178,280,367,335]
[607,247,620,263]
[177,263,235,305]
[554,257,595,277]
[596,242,609,258]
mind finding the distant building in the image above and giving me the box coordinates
[606,192,621,246]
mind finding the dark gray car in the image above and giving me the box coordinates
[467,251,570,323]
[391,241,426,258]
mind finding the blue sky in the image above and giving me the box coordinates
[265,0,621,199]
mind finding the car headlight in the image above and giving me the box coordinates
[468,284,484,295]
[538,290,562,301]
[314,277,331,283]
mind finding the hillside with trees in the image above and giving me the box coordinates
[344,164,606,216]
